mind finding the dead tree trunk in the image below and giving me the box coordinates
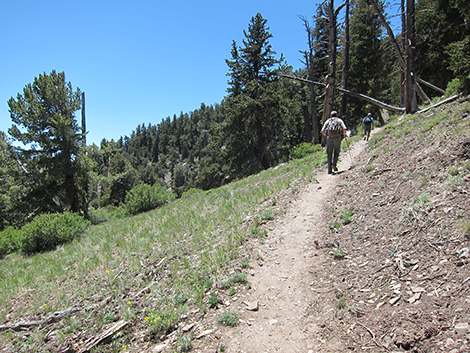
[81,92,86,145]
[340,0,350,125]
[404,0,417,113]
[301,88,312,143]
[401,0,406,107]
[369,0,435,109]
[300,16,321,144]
[322,0,338,126]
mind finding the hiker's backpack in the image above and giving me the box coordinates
[326,118,343,137]
[364,115,373,124]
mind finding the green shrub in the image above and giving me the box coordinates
[291,142,321,160]
[0,226,21,258]
[445,78,463,97]
[17,212,90,255]
[146,308,179,337]
[217,311,239,327]
[125,183,176,215]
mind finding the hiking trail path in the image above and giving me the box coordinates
[217,134,373,353]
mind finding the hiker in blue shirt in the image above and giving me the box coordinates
[321,110,347,175]
[362,113,374,141]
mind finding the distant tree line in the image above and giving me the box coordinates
[0,0,468,230]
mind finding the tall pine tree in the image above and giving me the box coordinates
[224,13,282,178]
[7,71,88,220]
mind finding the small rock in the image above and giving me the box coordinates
[455,323,470,335]
[195,329,214,339]
[411,286,425,293]
[152,343,167,353]
[269,319,278,325]
[182,323,195,332]
[389,296,401,306]
[407,292,421,303]
[445,337,456,348]
[243,300,259,311]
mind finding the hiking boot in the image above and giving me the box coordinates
[333,165,338,172]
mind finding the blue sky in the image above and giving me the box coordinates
[0,0,401,146]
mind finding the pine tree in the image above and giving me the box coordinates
[224,13,282,177]
[7,71,88,220]
[347,0,386,123]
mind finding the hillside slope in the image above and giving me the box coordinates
[214,97,470,353]
[0,97,469,353]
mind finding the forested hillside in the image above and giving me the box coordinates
[0,0,468,231]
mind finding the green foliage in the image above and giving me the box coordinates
[208,292,220,308]
[333,248,345,259]
[0,227,21,257]
[346,0,392,124]
[16,212,90,255]
[290,142,322,160]
[7,71,88,219]
[177,333,193,352]
[146,308,179,337]
[415,0,467,96]
[340,206,355,225]
[125,183,176,215]
[446,36,470,94]
[224,13,285,176]
[445,78,464,97]
[217,310,239,327]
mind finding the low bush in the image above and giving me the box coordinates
[125,183,176,215]
[16,212,90,255]
[290,142,321,160]
[0,226,21,258]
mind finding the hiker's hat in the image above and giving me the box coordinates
[330,110,338,117]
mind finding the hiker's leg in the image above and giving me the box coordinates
[326,138,333,173]
[332,137,341,169]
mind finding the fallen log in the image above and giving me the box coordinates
[0,306,81,332]
[78,320,128,353]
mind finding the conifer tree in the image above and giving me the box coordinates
[7,71,88,220]
[224,13,282,177]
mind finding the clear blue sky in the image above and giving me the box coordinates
[0,0,400,146]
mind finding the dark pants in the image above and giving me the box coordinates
[326,136,341,173]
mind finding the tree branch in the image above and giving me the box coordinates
[280,74,406,113]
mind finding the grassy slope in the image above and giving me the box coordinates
[0,144,324,352]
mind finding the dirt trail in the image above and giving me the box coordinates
[218,136,371,352]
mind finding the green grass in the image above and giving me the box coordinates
[217,310,240,327]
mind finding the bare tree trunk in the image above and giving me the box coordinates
[81,92,86,146]
[405,0,417,113]
[369,0,433,109]
[322,0,338,125]
[340,0,350,125]
[301,89,312,143]
[401,0,406,107]
[300,16,321,144]
[309,81,320,143]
